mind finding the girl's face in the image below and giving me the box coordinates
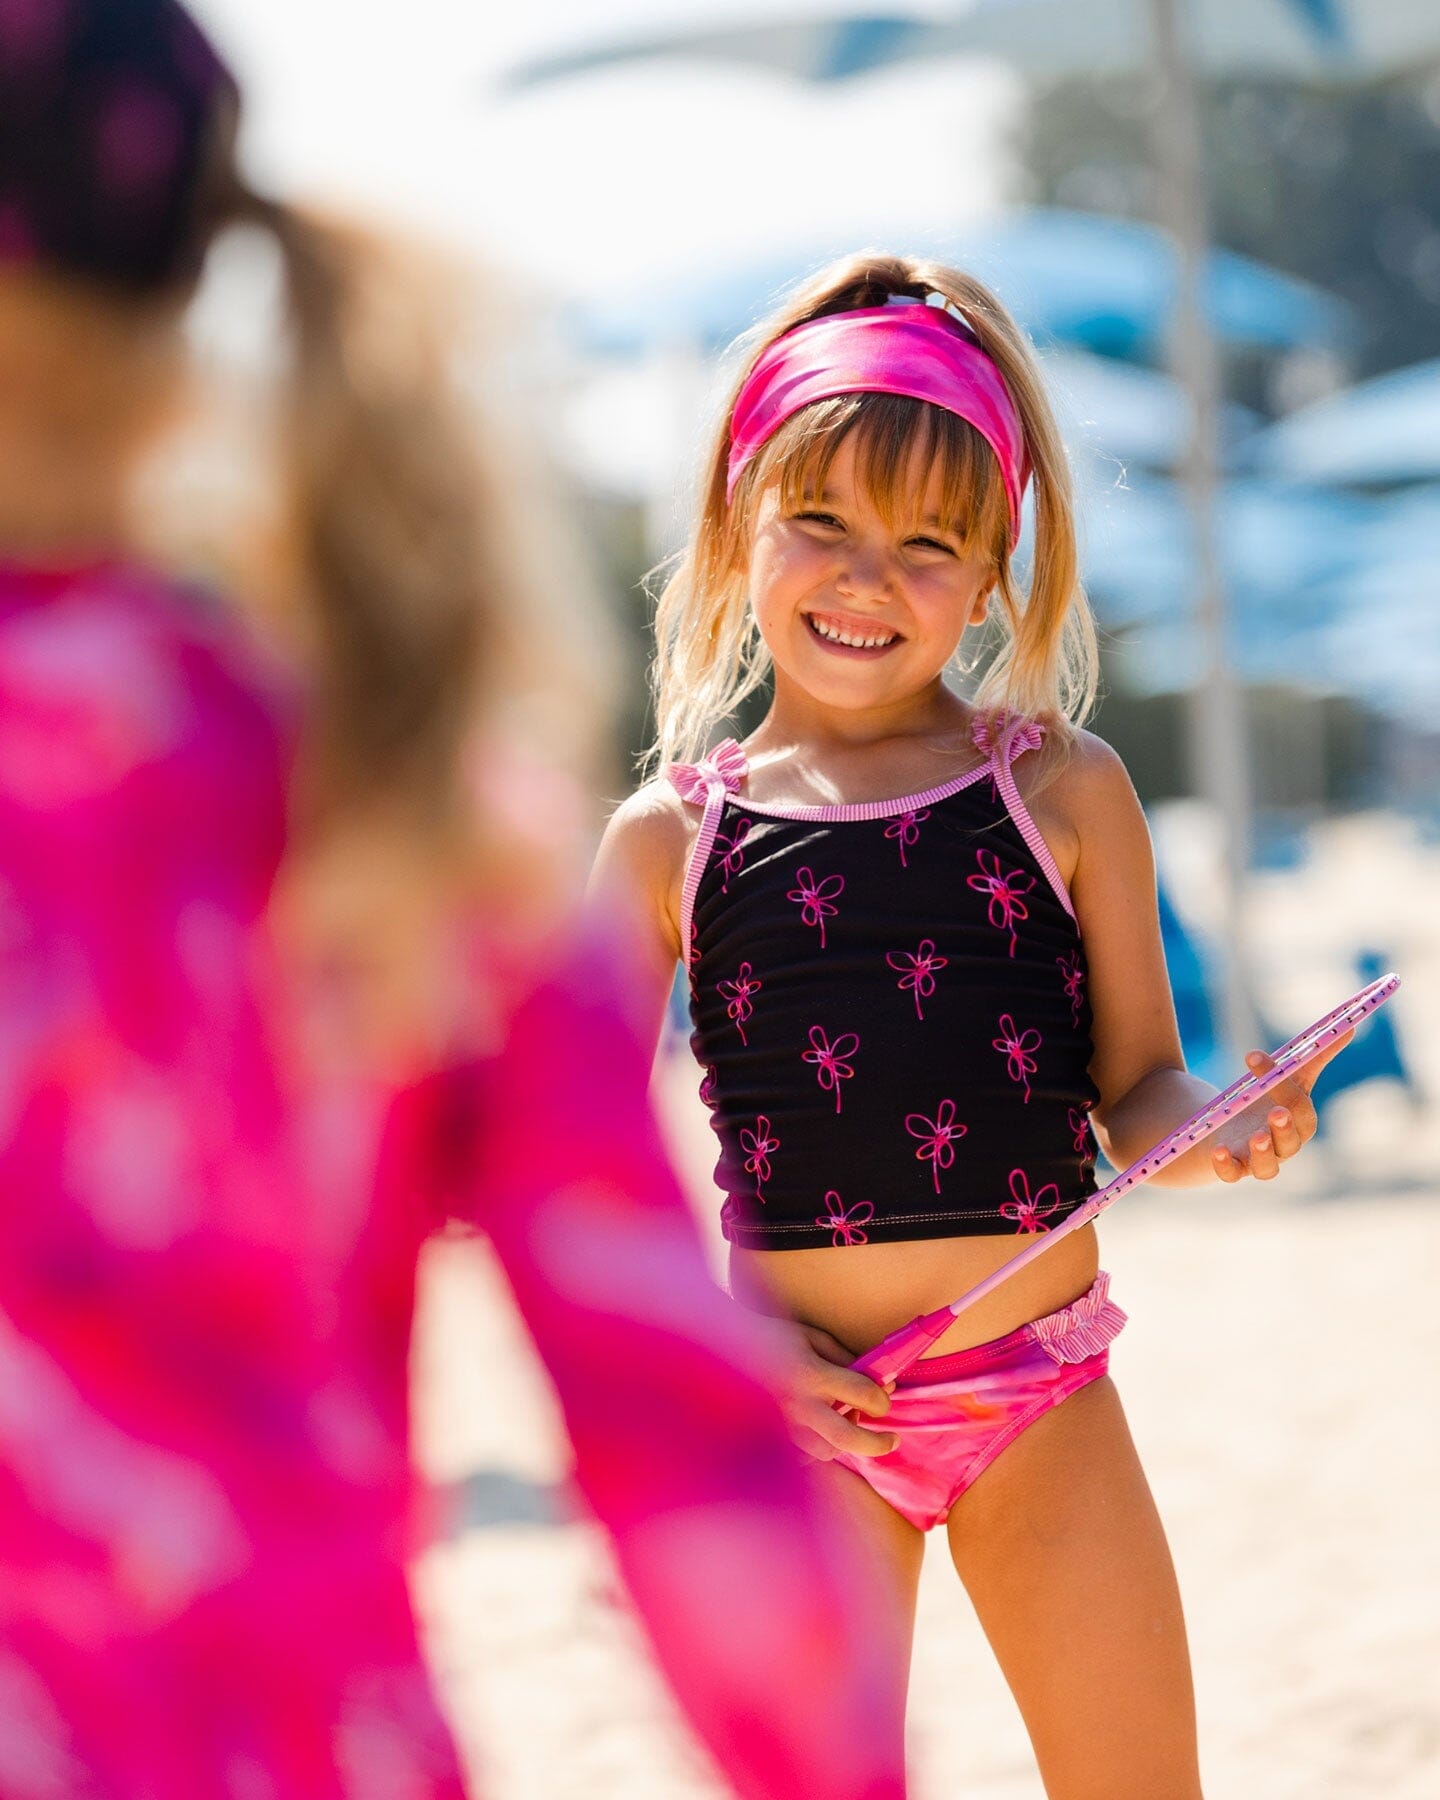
[746,433,995,719]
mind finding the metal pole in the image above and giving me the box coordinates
[1144,0,1257,1059]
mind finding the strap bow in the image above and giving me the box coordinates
[971,711,1045,763]
[667,737,748,806]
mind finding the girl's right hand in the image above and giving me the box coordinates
[781,1323,898,1462]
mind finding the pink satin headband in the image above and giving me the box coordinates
[725,298,1031,549]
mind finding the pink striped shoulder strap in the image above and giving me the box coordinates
[971,711,1076,922]
[668,740,748,966]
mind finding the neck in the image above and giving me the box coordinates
[0,430,135,566]
[757,671,972,755]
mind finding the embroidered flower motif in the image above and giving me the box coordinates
[801,1025,859,1114]
[1057,950,1086,1024]
[966,848,1035,957]
[717,962,761,1045]
[786,865,845,949]
[992,1013,1042,1104]
[817,1192,874,1246]
[886,938,948,1021]
[1000,1167,1061,1233]
[715,816,752,891]
[698,1066,719,1109]
[1068,1104,1094,1160]
[739,1116,780,1199]
[904,1099,967,1194]
[883,807,930,869]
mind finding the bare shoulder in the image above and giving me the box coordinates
[1009,723,1143,887]
[590,777,697,957]
[1037,726,1155,897]
[1044,725,1141,815]
[598,777,696,869]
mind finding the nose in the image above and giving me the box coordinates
[835,541,895,603]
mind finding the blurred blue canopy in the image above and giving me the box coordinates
[500,0,1435,93]
[1249,361,1440,487]
[575,210,1349,361]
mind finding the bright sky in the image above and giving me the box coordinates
[187,1,1020,303]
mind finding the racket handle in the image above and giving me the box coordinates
[849,1306,955,1385]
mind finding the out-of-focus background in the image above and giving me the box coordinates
[190,3,1438,1794]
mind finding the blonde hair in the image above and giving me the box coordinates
[648,252,1098,770]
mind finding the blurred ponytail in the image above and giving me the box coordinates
[227,192,617,1061]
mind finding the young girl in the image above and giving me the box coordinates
[594,254,1345,1798]
[0,7,907,1796]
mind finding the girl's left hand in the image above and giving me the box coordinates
[1210,1030,1352,1182]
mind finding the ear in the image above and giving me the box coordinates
[968,583,994,627]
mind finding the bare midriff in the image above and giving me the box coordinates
[731,1220,1099,1360]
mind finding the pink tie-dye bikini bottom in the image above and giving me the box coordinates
[831,1271,1127,1531]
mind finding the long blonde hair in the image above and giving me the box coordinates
[649,252,1098,770]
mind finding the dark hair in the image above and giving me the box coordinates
[0,0,238,292]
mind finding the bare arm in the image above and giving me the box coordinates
[587,780,692,1057]
[1063,734,1337,1185]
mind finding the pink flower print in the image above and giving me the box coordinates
[992,1013,1042,1104]
[883,807,930,869]
[739,1115,780,1200]
[1068,1104,1095,1160]
[817,1192,875,1247]
[886,938,948,1021]
[966,848,1035,957]
[716,816,752,891]
[1000,1168,1061,1233]
[801,1025,859,1114]
[698,1065,719,1109]
[904,1099,967,1194]
[717,962,761,1045]
[1057,950,1085,1024]
[786,865,844,949]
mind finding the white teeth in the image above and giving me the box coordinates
[810,617,895,649]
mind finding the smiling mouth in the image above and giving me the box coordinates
[804,611,902,652]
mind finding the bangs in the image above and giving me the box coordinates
[751,391,1011,559]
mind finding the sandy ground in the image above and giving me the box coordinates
[410,813,1440,1797]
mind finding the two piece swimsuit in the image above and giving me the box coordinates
[670,715,1127,1531]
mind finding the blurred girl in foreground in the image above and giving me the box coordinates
[0,3,906,1795]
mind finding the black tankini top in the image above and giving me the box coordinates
[670,717,1099,1249]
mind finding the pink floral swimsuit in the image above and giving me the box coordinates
[671,718,1125,1532]
[670,719,1100,1250]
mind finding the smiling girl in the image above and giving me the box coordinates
[593,255,1344,1798]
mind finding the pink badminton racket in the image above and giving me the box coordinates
[849,972,1401,1386]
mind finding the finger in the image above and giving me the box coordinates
[1247,1126,1280,1181]
[1268,1104,1304,1160]
[815,1406,899,1459]
[801,1325,861,1368]
[1294,1026,1353,1092]
[788,1422,838,1462]
[819,1365,892,1416]
[1212,1143,1242,1183]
